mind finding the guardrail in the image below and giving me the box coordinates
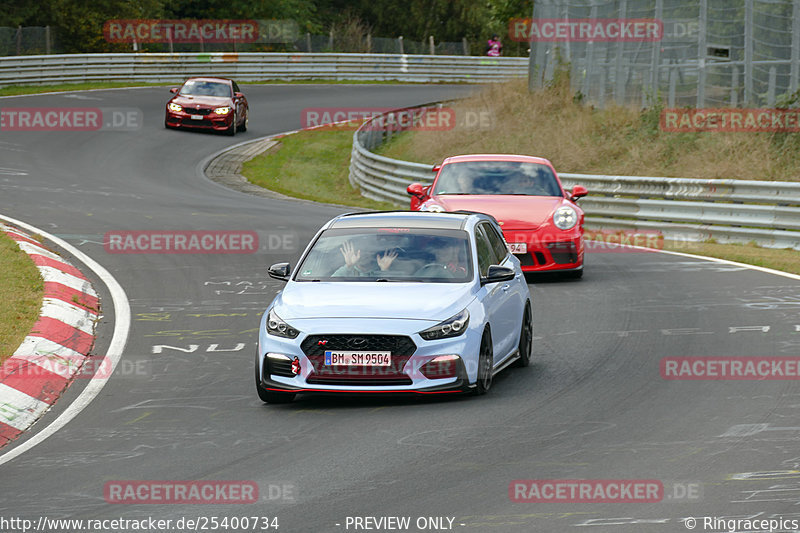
[0,52,528,86]
[349,107,800,250]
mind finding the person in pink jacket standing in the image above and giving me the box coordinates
[486,34,503,56]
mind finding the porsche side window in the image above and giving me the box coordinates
[475,226,498,277]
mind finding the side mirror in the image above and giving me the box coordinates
[482,265,516,284]
[407,182,426,198]
[432,165,441,173]
[169,87,178,94]
[234,92,244,98]
[268,262,291,281]
[570,185,588,201]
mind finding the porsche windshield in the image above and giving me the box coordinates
[180,80,232,97]
[295,227,473,282]
[432,161,562,196]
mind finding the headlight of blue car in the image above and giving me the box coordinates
[419,309,469,340]
[266,309,300,339]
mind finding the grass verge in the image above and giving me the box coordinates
[376,78,800,181]
[0,79,444,98]
[0,231,44,363]
[661,240,800,276]
[241,129,396,211]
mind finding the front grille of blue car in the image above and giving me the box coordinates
[301,335,416,357]
[301,335,417,386]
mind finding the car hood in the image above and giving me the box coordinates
[171,95,231,107]
[433,195,565,229]
[273,282,476,322]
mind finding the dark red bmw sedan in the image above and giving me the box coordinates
[407,154,588,278]
[164,77,248,135]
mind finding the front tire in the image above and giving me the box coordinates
[239,110,248,132]
[225,112,237,136]
[514,302,533,368]
[474,330,494,395]
[255,359,295,404]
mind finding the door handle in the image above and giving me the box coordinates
[502,284,510,291]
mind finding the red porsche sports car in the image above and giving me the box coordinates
[407,154,588,277]
[164,77,248,135]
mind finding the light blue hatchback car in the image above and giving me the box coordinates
[256,211,533,403]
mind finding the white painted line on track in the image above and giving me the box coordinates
[633,245,800,282]
[0,214,130,466]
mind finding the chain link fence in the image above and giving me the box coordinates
[530,0,800,108]
[0,27,57,56]
[0,25,472,56]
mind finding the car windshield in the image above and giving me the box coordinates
[295,227,473,283]
[432,161,562,197]
[180,80,231,97]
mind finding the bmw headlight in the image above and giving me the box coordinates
[266,309,300,339]
[419,309,469,341]
[168,102,182,112]
[553,206,578,230]
[420,204,445,213]
[214,106,231,115]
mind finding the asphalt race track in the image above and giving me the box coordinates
[1,84,800,533]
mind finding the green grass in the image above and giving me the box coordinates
[661,240,800,276]
[0,231,44,362]
[241,129,396,210]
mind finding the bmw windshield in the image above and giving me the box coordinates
[179,80,232,97]
[295,227,473,283]
[432,161,562,196]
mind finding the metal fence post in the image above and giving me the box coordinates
[614,0,628,104]
[16,26,21,56]
[669,67,677,107]
[366,34,371,53]
[328,29,334,51]
[744,0,753,104]
[45,26,50,54]
[768,66,777,106]
[697,0,707,108]
[462,37,469,55]
[649,0,663,101]
[306,32,312,52]
[429,35,435,55]
[398,36,404,55]
[598,66,607,107]
[792,0,800,93]
[731,66,739,107]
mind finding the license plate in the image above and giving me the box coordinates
[509,242,527,254]
[324,351,391,366]
[191,114,203,120]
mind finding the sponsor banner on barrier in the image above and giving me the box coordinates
[509,18,663,42]
[661,108,800,132]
